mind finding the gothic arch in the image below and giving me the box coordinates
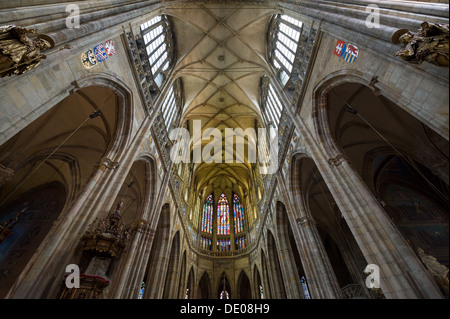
[310,72,448,298]
[142,203,171,299]
[0,75,135,298]
[217,272,232,299]
[163,231,181,298]
[198,271,212,299]
[275,200,304,298]
[260,248,272,299]
[186,266,195,299]
[252,265,263,299]
[177,251,187,298]
[237,270,252,299]
[266,229,286,298]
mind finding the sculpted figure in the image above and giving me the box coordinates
[417,247,449,295]
[0,25,54,77]
[392,22,449,67]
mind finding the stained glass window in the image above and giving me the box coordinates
[233,194,245,233]
[217,193,230,235]
[200,236,212,250]
[138,281,145,299]
[201,194,213,234]
[259,284,264,299]
[220,290,230,299]
[235,236,247,250]
[301,276,311,299]
[217,239,231,252]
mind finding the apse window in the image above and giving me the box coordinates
[269,14,303,86]
[140,15,173,87]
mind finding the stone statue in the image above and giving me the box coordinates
[0,25,53,77]
[0,209,24,244]
[0,25,71,78]
[417,247,449,295]
[392,22,449,67]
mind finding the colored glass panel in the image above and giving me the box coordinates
[217,193,230,235]
[233,194,245,234]
[235,236,247,250]
[301,276,311,299]
[201,194,213,234]
[200,236,212,250]
[217,239,231,252]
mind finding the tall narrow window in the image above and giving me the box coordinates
[217,193,230,235]
[161,85,177,129]
[268,14,303,85]
[138,281,145,299]
[140,15,172,87]
[233,194,245,233]
[220,290,230,299]
[235,236,247,250]
[262,82,283,128]
[200,236,212,250]
[301,276,311,299]
[217,239,231,252]
[201,194,213,234]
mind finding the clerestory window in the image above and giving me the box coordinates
[268,14,303,86]
[140,15,173,88]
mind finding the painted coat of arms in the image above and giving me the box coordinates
[81,49,97,68]
[333,39,359,63]
[104,40,116,56]
[93,43,108,62]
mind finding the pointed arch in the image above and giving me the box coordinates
[217,272,231,299]
[163,231,181,299]
[267,230,287,298]
[237,270,252,299]
[198,271,211,299]
[177,251,187,298]
[186,267,195,299]
[253,265,263,299]
[142,203,171,299]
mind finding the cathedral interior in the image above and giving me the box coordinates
[0,0,448,300]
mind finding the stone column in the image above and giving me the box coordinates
[311,149,443,298]
[108,219,151,298]
[278,172,342,298]
[6,157,118,298]
[275,240,303,299]
[296,216,343,298]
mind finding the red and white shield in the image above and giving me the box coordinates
[104,40,116,56]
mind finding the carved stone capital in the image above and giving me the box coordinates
[97,158,119,170]
[297,216,315,226]
[328,153,349,167]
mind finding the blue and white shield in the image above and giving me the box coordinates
[342,44,359,63]
[94,43,108,62]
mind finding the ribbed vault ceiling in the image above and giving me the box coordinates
[165,3,277,199]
